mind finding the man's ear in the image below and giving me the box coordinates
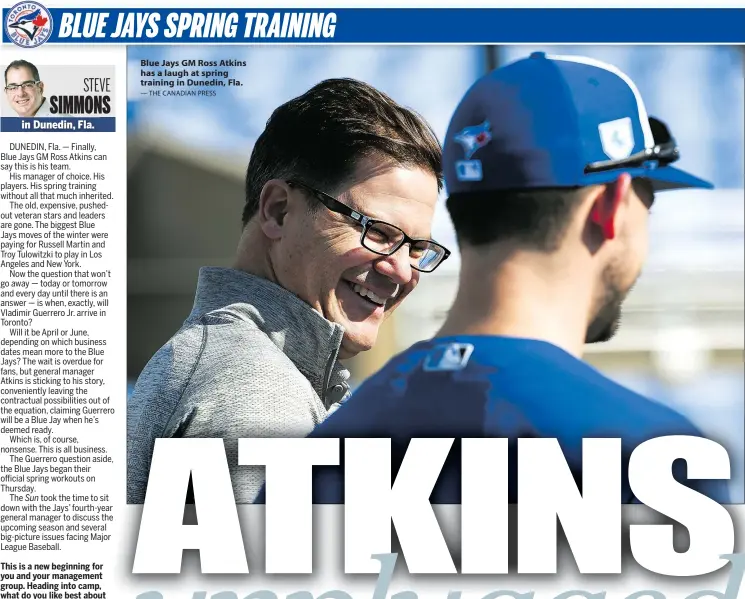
[258,180,291,240]
[38,81,44,95]
[589,173,632,241]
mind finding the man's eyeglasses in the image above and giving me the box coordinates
[585,117,679,174]
[287,180,451,273]
[4,80,39,94]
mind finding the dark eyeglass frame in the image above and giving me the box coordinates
[584,116,679,174]
[4,80,40,93]
[286,179,451,273]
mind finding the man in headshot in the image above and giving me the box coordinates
[296,53,731,504]
[4,60,51,117]
[127,78,448,503]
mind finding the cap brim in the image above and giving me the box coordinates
[639,165,714,191]
[584,165,714,192]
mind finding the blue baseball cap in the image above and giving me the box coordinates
[443,52,713,195]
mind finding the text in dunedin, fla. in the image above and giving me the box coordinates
[0,68,116,597]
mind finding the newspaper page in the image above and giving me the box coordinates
[0,3,743,599]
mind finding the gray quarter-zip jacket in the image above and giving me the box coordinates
[126,267,351,504]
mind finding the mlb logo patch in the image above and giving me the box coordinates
[455,160,483,181]
[423,343,475,372]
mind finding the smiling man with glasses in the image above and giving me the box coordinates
[127,77,445,504]
[4,60,50,117]
[286,179,450,275]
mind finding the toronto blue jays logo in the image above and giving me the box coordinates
[5,1,53,48]
[454,120,492,160]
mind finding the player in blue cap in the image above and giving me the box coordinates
[258,53,731,504]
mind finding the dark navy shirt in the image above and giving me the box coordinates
[256,336,731,504]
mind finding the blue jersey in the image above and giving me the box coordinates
[260,336,731,504]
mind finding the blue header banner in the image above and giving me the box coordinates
[2,8,745,45]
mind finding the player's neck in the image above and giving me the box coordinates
[436,254,592,358]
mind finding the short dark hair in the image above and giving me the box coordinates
[5,60,40,85]
[242,78,443,226]
[446,188,586,252]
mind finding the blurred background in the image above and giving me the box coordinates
[126,45,744,501]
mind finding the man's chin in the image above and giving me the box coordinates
[339,329,378,360]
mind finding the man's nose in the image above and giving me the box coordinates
[373,246,413,285]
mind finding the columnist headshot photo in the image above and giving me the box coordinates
[4,59,51,117]
[127,77,447,503]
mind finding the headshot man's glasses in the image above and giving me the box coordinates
[4,81,39,94]
[287,180,451,273]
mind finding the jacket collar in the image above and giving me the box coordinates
[188,267,350,408]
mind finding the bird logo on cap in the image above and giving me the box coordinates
[454,120,492,160]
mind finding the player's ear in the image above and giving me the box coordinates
[258,179,291,240]
[589,173,632,241]
[38,81,44,95]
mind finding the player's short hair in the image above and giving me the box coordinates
[242,77,443,226]
[4,60,40,85]
[446,188,586,252]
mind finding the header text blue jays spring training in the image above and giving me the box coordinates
[2,8,745,44]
